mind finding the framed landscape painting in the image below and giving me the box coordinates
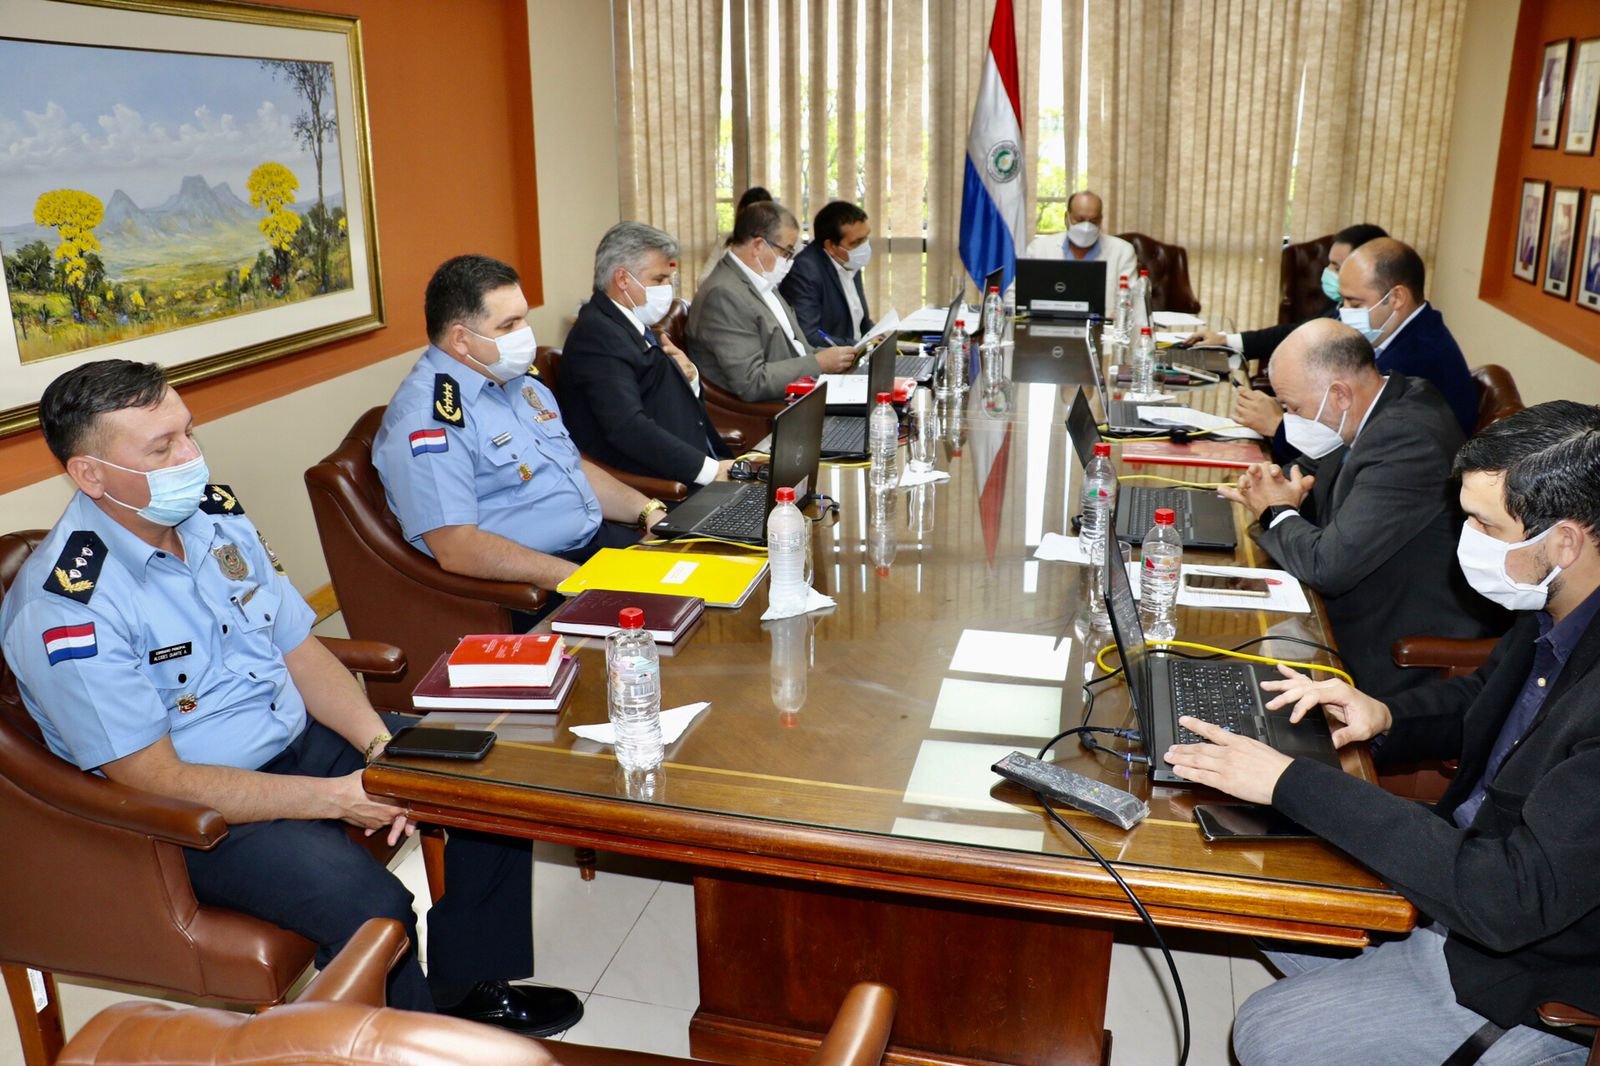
[0,0,382,436]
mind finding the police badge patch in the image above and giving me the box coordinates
[212,543,249,581]
[44,531,106,604]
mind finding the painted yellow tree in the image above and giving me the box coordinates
[33,189,104,319]
[247,162,301,289]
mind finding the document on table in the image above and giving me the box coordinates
[1135,404,1263,440]
[1033,532,1091,564]
[852,309,900,352]
[1122,562,1310,613]
[1151,311,1206,329]
[901,304,977,332]
[948,629,1072,682]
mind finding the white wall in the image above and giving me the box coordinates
[1432,0,1600,404]
[525,0,623,344]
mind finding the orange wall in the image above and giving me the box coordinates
[0,0,542,493]
[1480,0,1600,362]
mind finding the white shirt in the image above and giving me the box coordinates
[609,296,720,486]
[832,256,866,341]
[728,251,806,358]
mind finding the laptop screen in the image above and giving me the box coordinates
[939,289,963,347]
[866,334,897,402]
[1066,388,1102,467]
[983,265,1005,300]
[768,382,826,506]
[1103,542,1156,752]
[1016,259,1107,318]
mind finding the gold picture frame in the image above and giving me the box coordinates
[0,0,383,436]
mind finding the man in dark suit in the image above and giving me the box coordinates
[1170,400,1600,1066]
[560,221,734,488]
[1219,320,1505,696]
[1336,237,1478,437]
[779,200,873,347]
[685,201,856,401]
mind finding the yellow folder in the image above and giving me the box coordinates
[556,548,769,609]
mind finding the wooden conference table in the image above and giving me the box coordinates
[365,333,1416,1066]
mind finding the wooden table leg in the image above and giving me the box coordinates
[3,964,64,1066]
[689,871,1114,1066]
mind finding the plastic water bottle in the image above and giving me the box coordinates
[1112,275,1133,342]
[1140,507,1182,642]
[1133,268,1153,331]
[948,317,970,393]
[766,486,809,614]
[982,285,1005,346]
[1131,326,1157,397]
[869,391,899,488]
[606,608,662,771]
[1080,442,1119,625]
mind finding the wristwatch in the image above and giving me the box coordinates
[638,498,668,530]
[1259,504,1298,528]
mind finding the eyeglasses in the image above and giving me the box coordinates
[768,239,798,261]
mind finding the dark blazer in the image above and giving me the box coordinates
[779,240,871,347]
[559,291,730,485]
[1271,605,1600,1028]
[1239,300,1338,368]
[1255,375,1507,696]
[685,254,822,402]
[1373,304,1478,438]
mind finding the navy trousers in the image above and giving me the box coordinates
[182,713,533,1011]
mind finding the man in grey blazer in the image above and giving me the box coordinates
[1219,319,1506,695]
[685,201,856,401]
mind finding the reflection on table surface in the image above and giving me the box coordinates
[376,346,1403,914]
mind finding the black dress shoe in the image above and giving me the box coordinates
[438,980,584,1037]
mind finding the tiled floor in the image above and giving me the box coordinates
[0,836,1274,1065]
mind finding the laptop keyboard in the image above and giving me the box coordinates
[848,354,936,380]
[697,485,768,540]
[1122,486,1196,534]
[821,416,866,454]
[1169,661,1264,744]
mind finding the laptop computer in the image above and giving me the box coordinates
[1102,543,1340,785]
[650,383,826,544]
[1015,258,1107,320]
[1063,387,1237,551]
[1084,331,1173,437]
[820,335,898,458]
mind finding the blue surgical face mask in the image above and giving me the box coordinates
[1320,266,1342,304]
[1338,288,1395,345]
[94,452,210,526]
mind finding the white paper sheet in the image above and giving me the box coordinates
[1135,404,1263,440]
[1033,532,1091,565]
[569,701,710,745]
[901,304,978,332]
[1151,311,1206,328]
[759,585,837,620]
[948,629,1072,682]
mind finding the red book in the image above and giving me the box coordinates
[548,589,705,644]
[414,653,579,712]
[446,633,565,688]
[1121,439,1266,471]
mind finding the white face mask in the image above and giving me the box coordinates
[758,243,793,290]
[1281,382,1348,459]
[843,240,872,272]
[1338,288,1395,345]
[624,270,674,327]
[465,324,536,383]
[1066,221,1101,249]
[1456,522,1565,611]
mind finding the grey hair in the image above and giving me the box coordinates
[593,221,679,292]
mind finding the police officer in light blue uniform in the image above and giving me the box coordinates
[372,255,669,595]
[0,360,582,1036]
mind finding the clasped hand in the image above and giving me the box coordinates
[1219,461,1314,515]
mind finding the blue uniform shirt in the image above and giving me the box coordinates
[372,346,602,557]
[0,489,315,772]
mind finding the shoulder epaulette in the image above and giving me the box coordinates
[198,484,245,516]
[43,531,106,604]
[433,373,466,426]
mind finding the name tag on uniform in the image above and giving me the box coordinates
[149,642,193,664]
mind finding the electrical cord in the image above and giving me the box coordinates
[1117,474,1238,489]
[1034,796,1190,1066]
[632,535,769,552]
[1093,639,1354,685]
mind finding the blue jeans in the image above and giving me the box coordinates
[1233,924,1588,1065]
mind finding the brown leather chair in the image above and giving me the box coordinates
[1278,234,1336,325]
[534,345,690,503]
[56,919,899,1066]
[0,530,433,1066]
[1117,232,1200,315]
[304,407,547,709]
[660,297,781,448]
[1470,364,1524,434]
[1538,1003,1600,1066]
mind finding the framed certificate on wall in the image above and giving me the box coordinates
[1577,194,1600,313]
[1567,38,1600,156]
[1534,38,1572,148]
[1514,179,1549,283]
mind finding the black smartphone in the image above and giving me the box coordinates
[384,726,496,761]
[1184,572,1272,597]
[1194,803,1314,842]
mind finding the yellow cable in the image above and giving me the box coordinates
[825,460,872,469]
[1118,474,1238,489]
[1094,639,1352,685]
[1094,422,1250,439]
[630,536,769,552]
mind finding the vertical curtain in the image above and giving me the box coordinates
[615,0,725,289]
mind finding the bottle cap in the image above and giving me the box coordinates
[988,285,1000,293]
[1154,508,1176,525]
[1139,268,1150,276]
[1140,326,1152,335]
[775,486,796,503]
[1119,275,1129,287]
[619,607,645,629]
[876,391,892,404]
[1093,442,1112,457]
